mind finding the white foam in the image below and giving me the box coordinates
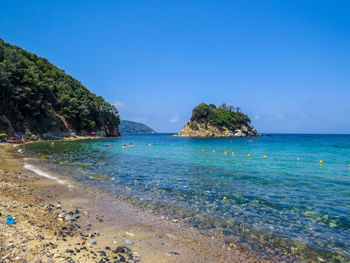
[24,163,72,187]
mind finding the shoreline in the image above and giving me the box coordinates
[0,143,271,262]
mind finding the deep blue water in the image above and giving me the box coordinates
[22,134,350,262]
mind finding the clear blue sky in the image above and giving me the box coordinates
[1,1,349,133]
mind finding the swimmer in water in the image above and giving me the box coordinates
[129,143,134,148]
[122,144,127,149]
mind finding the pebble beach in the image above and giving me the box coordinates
[0,143,269,263]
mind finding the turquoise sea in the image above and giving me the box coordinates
[22,134,350,262]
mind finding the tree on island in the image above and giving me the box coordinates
[190,102,251,131]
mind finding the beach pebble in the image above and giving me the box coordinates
[65,215,75,222]
[112,246,130,254]
[53,253,62,259]
[165,233,177,239]
[90,239,97,245]
[123,239,133,245]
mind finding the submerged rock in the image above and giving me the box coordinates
[88,174,114,182]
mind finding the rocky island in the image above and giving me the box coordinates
[177,103,261,137]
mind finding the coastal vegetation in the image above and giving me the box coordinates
[190,103,251,131]
[119,120,155,134]
[0,38,120,138]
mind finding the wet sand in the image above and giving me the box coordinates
[0,143,272,262]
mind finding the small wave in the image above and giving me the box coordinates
[24,163,73,188]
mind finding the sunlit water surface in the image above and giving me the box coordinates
[22,134,350,262]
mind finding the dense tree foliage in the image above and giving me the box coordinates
[119,120,155,134]
[190,103,251,130]
[0,38,120,136]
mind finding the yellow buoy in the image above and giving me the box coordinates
[213,150,215,153]
[248,154,251,157]
[297,157,300,161]
[264,155,267,158]
[319,160,323,165]
[232,152,234,155]
[202,149,205,152]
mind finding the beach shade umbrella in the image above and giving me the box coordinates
[1,133,8,137]
[96,132,100,135]
[15,132,22,136]
[90,132,96,135]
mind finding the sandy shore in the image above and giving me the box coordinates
[0,143,272,263]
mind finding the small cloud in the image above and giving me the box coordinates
[275,113,284,120]
[114,101,125,108]
[300,113,308,119]
[170,115,179,123]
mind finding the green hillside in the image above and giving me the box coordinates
[119,120,155,134]
[0,38,120,138]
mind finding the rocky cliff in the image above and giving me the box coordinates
[176,103,261,138]
[177,121,260,137]
[0,38,120,139]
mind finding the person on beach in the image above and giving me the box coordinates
[129,143,134,148]
[122,144,127,149]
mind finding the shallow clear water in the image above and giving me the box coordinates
[23,134,350,262]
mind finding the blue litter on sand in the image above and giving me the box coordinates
[5,215,16,224]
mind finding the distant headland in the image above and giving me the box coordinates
[177,103,260,137]
[119,120,155,134]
